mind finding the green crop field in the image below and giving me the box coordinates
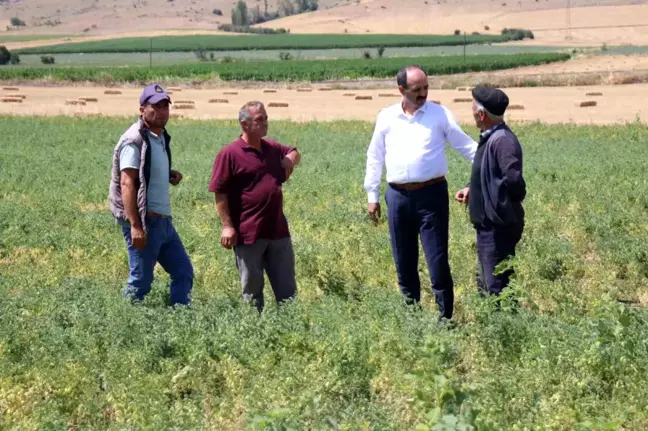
[16,34,515,54]
[1,116,647,429]
[0,52,571,83]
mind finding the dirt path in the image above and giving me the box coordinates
[0,83,645,125]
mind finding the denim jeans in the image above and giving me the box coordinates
[385,180,454,319]
[122,216,193,305]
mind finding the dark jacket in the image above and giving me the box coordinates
[108,119,172,232]
[469,123,525,227]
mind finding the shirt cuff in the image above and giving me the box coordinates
[367,191,380,204]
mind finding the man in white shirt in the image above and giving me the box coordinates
[363,65,477,320]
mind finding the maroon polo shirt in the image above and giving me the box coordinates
[209,137,296,245]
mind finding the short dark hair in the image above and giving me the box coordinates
[396,65,426,88]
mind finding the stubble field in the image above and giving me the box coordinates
[1,116,647,429]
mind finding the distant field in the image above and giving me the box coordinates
[14,45,574,66]
[15,34,515,54]
[0,34,73,43]
[0,53,571,82]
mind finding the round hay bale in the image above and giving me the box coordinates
[263,89,277,93]
[508,104,525,110]
[2,87,19,91]
[65,100,86,106]
[268,102,289,108]
[79,97,98,102]
[343,93,356,97]
[453,98,472,103]
[355,96,373,100]
[1,98,22,103]
[174,104,195,110]
[586,92,603,96]
[378,93,400,98]
[104,90,122,95]
[174,100,195,104]
[223,91,238,95]
[6,94,26,99]
[208,99,229,104]
[578,100,597,108]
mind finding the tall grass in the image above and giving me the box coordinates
[0,53,571,83]
[0,116,647,429]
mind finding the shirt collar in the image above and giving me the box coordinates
[480,122,506,141]
[237,136,266,152]
[398,101,427,118]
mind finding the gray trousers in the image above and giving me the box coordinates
[234,237,297,311]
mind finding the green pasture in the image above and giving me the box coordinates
[0,116,647,429]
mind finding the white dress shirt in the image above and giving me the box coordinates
[364,101,478,203]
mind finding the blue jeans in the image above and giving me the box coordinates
[385,181,454,319]
[122,216,193,305]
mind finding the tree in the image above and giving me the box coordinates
[10,17,26,27]
[10,53,19,64]
[278,0,294,16]
[0,46,11,65]
[250,5,262,23]
[231,0,249,26]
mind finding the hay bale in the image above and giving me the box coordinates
[263,89,277,93]
[174,104,195,110]
[104,90,122,95]
[208,98,229,104]
[431,100,441,104]
[174,100,195,104]
[456,86,472,91]
[355,95,373,100]
[223,91,238,95]
[586,92,603,96]
[2,87,19,91]
[168,87,182,92]
[1,98,22,103]
[378,93,399,98]
[65,99,86,106]
[508,104,525,110]
[453,98,472,103]
[79,97,98,102]
[296,88,312,92]
[578,100,597,107]
[171,113,184,119]
[6,94,26,99]
[268,102,289,108]
[318,88,333,91]
[343,93,356,97]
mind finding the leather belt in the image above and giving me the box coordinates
[389,176,446,191]
[147,211,170,218]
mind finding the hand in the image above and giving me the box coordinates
[455,187,470,204]
[368,203,381,224]
[221,226,237,249]
[170,170,183,186]
[131,225,147,250]
[281,157,295,180]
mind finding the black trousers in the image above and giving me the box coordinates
[385,181,453,319]
[475,223,524,296]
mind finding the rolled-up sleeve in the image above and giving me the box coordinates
[443,106,477,163]
[364,113,387,204]
[208,149,233,194]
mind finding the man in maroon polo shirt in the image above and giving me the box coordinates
[209,101,301,311]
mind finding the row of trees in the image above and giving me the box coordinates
[231,0,317,27]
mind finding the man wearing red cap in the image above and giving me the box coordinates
[108,83,194,306]
[455,86,526,299]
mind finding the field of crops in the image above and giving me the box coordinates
[16,34,514,54]
[1,116,647,429]
[0,52,571,83]
[14,45,572,67]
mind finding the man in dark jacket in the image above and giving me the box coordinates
[455,86,525,297]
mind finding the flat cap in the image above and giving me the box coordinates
[472,86,509,116]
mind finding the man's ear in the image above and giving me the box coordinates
[398,86,406,96]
